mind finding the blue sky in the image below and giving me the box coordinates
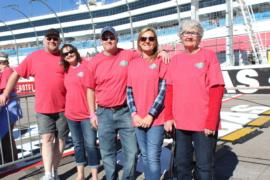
[0,0,97,22]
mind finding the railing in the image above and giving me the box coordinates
[0,95,40,173]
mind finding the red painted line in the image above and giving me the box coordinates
[222,94,244,103]
[1,149,75,176]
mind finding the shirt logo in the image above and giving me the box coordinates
[77,71,84,78]
[149,63,158,70]
[119,60,128,67]
[195,62,204,69]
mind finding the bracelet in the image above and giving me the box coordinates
[89,113,97,120]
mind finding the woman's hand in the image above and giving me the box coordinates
[141,114,154,128]
[133,114,143,127]
[164,120,174,132]
[204,128,216,136]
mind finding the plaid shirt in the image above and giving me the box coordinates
[127,79,166,117]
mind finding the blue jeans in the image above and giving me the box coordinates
[174,129,217,180]
[96,106,138,180]
[135,125,164,180]
[67,118,100,167]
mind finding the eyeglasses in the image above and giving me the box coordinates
[62,50,75,57]
[101,35,116,41]
[47,37,59,41]
[181,31,200,37]
[140,36,156,42]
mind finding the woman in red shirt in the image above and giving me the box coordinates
[164,20,225,180]
[60,44,100,180]
[127,27,167,180]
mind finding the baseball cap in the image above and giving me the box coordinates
[45,28,60,38]
[101,26,117,37]
[0,52,8,62]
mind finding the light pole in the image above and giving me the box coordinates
[125,0,135,49]
[4,4,40,47]
[81,0,98,53]
[0,19,19,65]
[226,0,234,66]
[30,0,65,43]
[175,0,181,31]
[191,0,199,21]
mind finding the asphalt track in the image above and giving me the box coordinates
[2,94,270,179]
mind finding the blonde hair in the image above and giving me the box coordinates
[137,27,159,58]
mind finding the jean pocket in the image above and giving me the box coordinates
[96,107,105,116]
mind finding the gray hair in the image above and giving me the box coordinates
[179,19,204,37]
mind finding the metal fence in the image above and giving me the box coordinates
[0,95,40,171]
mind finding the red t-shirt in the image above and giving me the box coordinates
[64,61,91,121]
[0,67,17,94]
[127,57,167,126]
[15,50,66,113]
[166,48,224,131]
[88,49,138,107]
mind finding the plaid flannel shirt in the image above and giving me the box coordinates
[127,79,166,117]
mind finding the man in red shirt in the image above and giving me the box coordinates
[0,29,69,180]
[87,26,138,180]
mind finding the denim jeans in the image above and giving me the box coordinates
[96,106,138,180]
[135,125,164,180]
[67,118,100,167]
[174,129,217,180]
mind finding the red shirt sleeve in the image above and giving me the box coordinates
[164,84,173,121]
[205,85,225,130]
[0,68,13,90]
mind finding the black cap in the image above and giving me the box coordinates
[45,28,60,38]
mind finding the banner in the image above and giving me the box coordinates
[222,65,270,94]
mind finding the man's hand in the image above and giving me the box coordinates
[90,115,99,129]
[157,50,170,64]
[0,94,8,107]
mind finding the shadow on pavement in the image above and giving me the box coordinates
[215,145,238,180]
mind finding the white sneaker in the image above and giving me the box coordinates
[52,170,60,180]
[53,175,60,180]
[40,174,53,180]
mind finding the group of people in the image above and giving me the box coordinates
[0,19,224,180]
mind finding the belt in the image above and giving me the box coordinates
[98,102,127,110]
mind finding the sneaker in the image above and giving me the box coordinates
[40,174,53,180]
[53,175,60,180]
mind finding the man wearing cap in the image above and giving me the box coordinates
[0,29,69,180]
[87,26,138,180]
[0,52,22,164]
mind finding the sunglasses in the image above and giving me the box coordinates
[181,31,200,37]
[140,36,156,42]
[101,35,116,41]
[47,37,59,41]
[62,50,75,57]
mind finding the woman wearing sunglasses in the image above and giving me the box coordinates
[126,27,167,180]
[60,44,100,180]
